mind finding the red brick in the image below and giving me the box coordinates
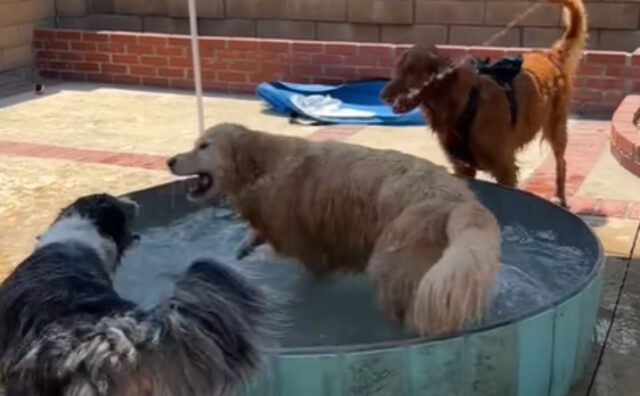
[102,64,128,74]
[74,62,100,72]
[45,41,69,50]
[200,37,227,50]
[578,64,603,77]
[138,35,168,46]
[83,32,110,42]
[114,75,142,85]
[259,39,291,52]
[611,145,640,177]
[201,60,227,71]
[246,51,278,62]
[228,83,257,94]
[158,67,185,78]
[188,69,217,80]
[585,78,624,90]
[358,44,394,57]
[71,42,96,51]
[130,65,157,77]
[358,67,392,78]
[249,73,284,83]
[142,77,170,87]
[216,49,246,60]
[605,66,640,78]
[469,47,506,60]
[127,45,154,55]
[168,37,190,46]
[228,38,257,51]
[113,54,139,64]
[110,33,137,44]
[324,65,358,78]
[377,56,395,68]
[59,52,84,61]
[292,65,323,75]
[326,43,358,55]
[49,61,73,70]
[311,54,345,65]
[56,30,82,40]
[140,56,168,66]
[37,50,59,60]
[218,71,248,83]
[292,41,324,53]
[169,57,193,67]
[261,63,290,74]
[98,43,126,53]
[278,53,311,64]
[585,51,628,65]
[228,61,259,72]
[155,46,185,56]
[573,89,603,102]
[344,55,377,67]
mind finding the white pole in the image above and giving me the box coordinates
[187,0,205,136]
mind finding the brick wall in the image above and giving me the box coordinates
[53,0,640,52]
[34,28,640,117]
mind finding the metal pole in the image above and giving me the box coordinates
[187,0,205,136]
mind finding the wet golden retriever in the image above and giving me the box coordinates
[167,123,501,335]
[381,0,587,207]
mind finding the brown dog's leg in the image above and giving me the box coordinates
[492,164,518,187]
[545,110,569,207]
[452,162,477,179]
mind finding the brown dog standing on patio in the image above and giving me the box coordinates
[167,123,501,336]
[381,0,587,207]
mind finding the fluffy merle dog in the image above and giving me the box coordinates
[0,194,270,396]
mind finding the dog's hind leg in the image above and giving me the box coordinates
[491,162,518,187]
[366,203,448,324]
[544,112,569,207]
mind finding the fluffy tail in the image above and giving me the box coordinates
[411,202,501,335]
[549,0,588,75]
[8,259,271,396]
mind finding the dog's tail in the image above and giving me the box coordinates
[411,202,501,335]
[549,0,588,76]
[9,259,271,396]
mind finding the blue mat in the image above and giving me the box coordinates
[255,79,426,126]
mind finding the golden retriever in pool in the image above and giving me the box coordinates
[167,123,501,335]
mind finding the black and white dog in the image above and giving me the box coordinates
[0,194,270,396]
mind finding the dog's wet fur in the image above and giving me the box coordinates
[381,0,588,207]
[0,194,270,396]
[168,123,501,336]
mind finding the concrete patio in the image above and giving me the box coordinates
[0,82,639,395]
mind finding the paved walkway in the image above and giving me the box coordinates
[1,82,639,394]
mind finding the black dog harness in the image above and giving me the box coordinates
[451,55,523,166]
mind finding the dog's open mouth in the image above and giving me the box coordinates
[188,173,213,198]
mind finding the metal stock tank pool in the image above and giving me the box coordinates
[116,179,604,396]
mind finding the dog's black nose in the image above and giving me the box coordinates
[167,156,176,168]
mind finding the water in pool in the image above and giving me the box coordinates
[116,205,594,348]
